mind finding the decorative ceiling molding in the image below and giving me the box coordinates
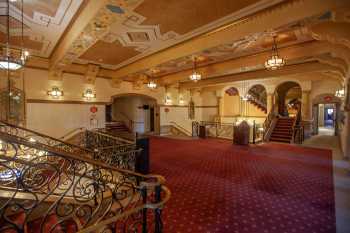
[74,0,285,70]
[310,21,350,49]
[132,74,147,90]
[179,61,339,89]
[85,64,100,84]
[158,41,332,85]
[50,0,109,70]
[48,68,63,81]
[110,0,341,81]
[0,0,84,57]
[315,54,348,76]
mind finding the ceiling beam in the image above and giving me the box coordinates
[179,61,338,89]
[49,0,108,70]
[110,0,340,80]
[159,41,332,85]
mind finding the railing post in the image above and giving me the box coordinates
[154,184,162,233]
[142,186,148,233]
[253,120,256,144]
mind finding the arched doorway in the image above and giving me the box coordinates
[275,81,302,117]
[111,93,160,134]
[222,87,240,117]
[246,84,267,114]
[312,93,342,136]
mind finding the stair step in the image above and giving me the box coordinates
[270,138,291,143]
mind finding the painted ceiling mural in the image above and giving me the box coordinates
[119,10,333,82]
[0,0,84,57]
[73,0,284,69]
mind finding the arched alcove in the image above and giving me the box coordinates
[222,87,240,117]
[275,81,302,116]
[111,93,159,134]
[247,84,267,113]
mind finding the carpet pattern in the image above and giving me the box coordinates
[150,137,336,233]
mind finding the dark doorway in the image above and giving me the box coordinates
[150,107,155,132]
[105,104,112,122]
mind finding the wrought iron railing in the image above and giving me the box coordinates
[292,104,304,144]
[0,120,92,157]
[263,104,278,141]
[0,125,170,233]
[192,121,199,137]
[96,127,137,143]
[0,121,140,172]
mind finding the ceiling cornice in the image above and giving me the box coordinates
[178,61,338,89]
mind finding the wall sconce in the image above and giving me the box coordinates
[335,87,345,98]
[82,89,96,100]
[165,95,172,105]
[179,96,185,105]
[47,87,63,98]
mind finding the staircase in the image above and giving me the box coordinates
[106,120,130,132]
[247,98,267,113]
[0,120,170,233]
[269,117,295,143]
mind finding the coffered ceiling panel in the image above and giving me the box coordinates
[0,0,84,57]
[75,0,283,69]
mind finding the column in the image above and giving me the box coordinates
[217,97,223,115]
[301,90,311,120]
[266,93,273,113]
[342,77,350,159]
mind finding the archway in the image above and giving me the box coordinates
[111,93,159,134]
[312,93,342,136]
[222,87,240,117]
[247,84,267,114]
[275,81,302,117]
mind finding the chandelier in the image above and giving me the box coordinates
[82,89,96,100]
[189,57,201,82]
[0,0,29,70]
[265,36,285,70]
[335,87,345,98]
[47,87,63,98]
[147,80,157,89]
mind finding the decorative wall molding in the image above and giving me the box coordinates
[159,104,218,108]
[26,99,110,105]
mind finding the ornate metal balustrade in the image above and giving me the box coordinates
[0,128,170,233]
[0,121,141,172]
[0,120,92,157]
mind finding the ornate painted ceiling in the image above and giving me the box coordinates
[119,10,333,82]
[73,0,284,69]
[0,0,84,57]
[121,23,315,81]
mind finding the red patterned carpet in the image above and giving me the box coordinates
[150,137,336,233]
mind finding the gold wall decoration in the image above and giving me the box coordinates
[188,98,195,120]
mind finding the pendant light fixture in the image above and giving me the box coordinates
[189,57,201,82]
[147,80,157,89]
[0,0,29,70]
[265,36,285,70]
